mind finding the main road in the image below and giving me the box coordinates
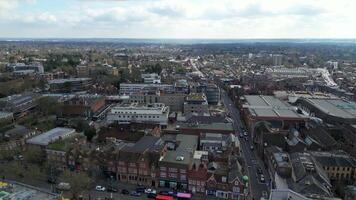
[221,90,269,200]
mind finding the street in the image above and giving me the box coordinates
[221,90,270,200]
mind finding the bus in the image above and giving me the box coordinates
[156,195,174,200]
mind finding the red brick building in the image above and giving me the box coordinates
[62,96,106,119]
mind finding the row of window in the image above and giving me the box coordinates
[160,167,186,173]
[188,180,206,186]
[116,115,161,119]
[325,166,353,171]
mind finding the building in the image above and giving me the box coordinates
[206,84,220,105]
[48,78,92,93]
[62,95,106,119]
[269,189,310,200]
[272,54,283,66]
[344,185,356,200]
[0,111,14,127]
[107,103,169,126]
[175,79,190,94]
[158,134,198,190]
[176,116,234,136]
[264,146,292,179]
[159,92,186,112]
[141,73,161,84]
[188,151,209,194]
[0,93,39,119]
[294,96,356,125]
[289,152,333,198]
[190,83,220,105]
[116,136,165,187]
[200,133,237,153]
[26,127,76,147]
[310,151,356,182]
[206,161,244,199]
[6,63,44,75]
[129,90,159,104]
[183,93,209,115]
[119,83,174,95]
[0,125,36,150]
[76,65,90,77]
[241,95,309,139]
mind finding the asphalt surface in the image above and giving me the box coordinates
[221,90,270,200]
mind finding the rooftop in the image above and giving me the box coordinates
[26,127,76,146]
[122,136,162,153]
[300,98,356,119]
[243,95,307,119]
[48,78,91,84]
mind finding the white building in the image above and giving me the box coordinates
[119,83,174,95]
[26,127,76,147]
[107,103,169,126]
[141,73,161,84]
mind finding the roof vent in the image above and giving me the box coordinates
[176,156,184,161]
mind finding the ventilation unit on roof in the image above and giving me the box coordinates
[176,156,184,161]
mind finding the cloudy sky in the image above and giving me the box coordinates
[0,0,355,39]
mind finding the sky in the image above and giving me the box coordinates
[0,0,355,39]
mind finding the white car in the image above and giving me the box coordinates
[95,185,106,191]
[144,188,157,194]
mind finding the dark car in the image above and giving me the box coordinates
[257,167,263,174]
[121,189,130,195]
[130,191,142,197]
[107,187,118,193]
[147,193,157,199]
[47,176,56,184]
[136,187,146,193]
[159,191,174,197]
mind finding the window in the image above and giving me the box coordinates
[160,167,166,171]
[180,174,186,181]
[160,172,166,178]
[168,168,177,172]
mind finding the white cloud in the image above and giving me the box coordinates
[0,0,356,38]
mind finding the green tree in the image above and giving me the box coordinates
[36,96,62,116]
[63,81,72,93]
[60,170,92,199]
[23,146,45,165]
[84,128,96,142]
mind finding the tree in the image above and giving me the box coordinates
[23,146,46,165]
[36,96,62,116]
[84,128,96,142]
[60,170,92,199]
[63,81,72,93]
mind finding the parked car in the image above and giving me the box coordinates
[107,187,118,193]
[257,167,263,174]
[144,188,157,194]
[244,137,248,141]
[147,193,157,199]
[262,191,268,198]
[95,185,106,191]
[56,182,71,191]
[47,176,56,184]
[159,191,171,196]
[130,191,142,197]
[136,187,146,193]
[121,189,130,195]
[250,145,254,150]
[243,131,248,136]
[260,174,265,183]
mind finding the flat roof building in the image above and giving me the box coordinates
[294,97,356,125]
[241,95,308,138]
[26,127,76,147]
[48,78,92,93]
[107,103,169,126]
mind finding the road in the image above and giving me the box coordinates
[221,90,270,200]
